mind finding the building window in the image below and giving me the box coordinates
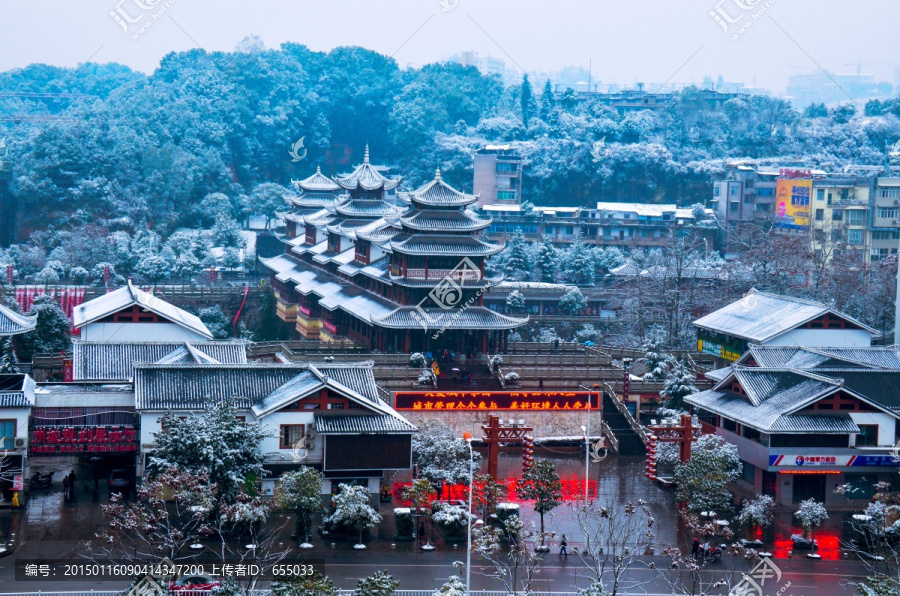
[879,188,899,198]
[848,230,863,245]
[722,418,737,432]
[817,189,825,201]
[757,187,774,197]
[857,424,879,447]
[713,186,721,197]
[497,190,517,201]
[0,420,15,449]
[280,424,305,448]
[741,460,755,484]
[730,186,739,196]
[878,208,899,220]
[832,209,843,222]
[815,209,824,221]
[327,403,344,410]
[847,210,865,226]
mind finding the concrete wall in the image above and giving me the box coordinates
[81,322,207,342]
[767,328,872,348]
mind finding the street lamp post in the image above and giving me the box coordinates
[464,432,474,596]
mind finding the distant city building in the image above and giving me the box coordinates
[473,145,523,207]
[558,86,752,115]
[481,202,715,250]
[786,70,894,107]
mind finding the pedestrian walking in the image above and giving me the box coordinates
[691,537,700,560]
[67,471,76,500]
[93,467,101,492]
[559,534,568,556]
[539,378,544,390]
[62,474,70,500]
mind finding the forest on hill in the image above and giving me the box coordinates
[1,40,899,281]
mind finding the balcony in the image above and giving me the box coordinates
[402,268,481,281]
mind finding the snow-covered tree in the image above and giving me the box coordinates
[737,494,774,537]
[433,569,466,596]
[473,473,508,521]
[795,498,828,541]
[0,338,20,374]
[18,294,71,360]
[174,253,202,282]
[638,331,673,380]
[506,290,526,313]
[432,502,473,538]
[250,183,290,230]
[69,266,89,284]
[516,459,562,546]
[535,238,559,282]
[223,247,243,269]
[673,434,741,513]
[355,571,399,596]
[33,266,60,285]
[474,515,546,595]
[537,326,559,344]
[402,478,437,547]
[135,254,171,284]
[409,352,426,368]
[564,232,595,286]
[574,498,656,596]
[274,467,324,541]
[504,231,530,281]
[575,324,600,344]
[199,305,231,339]
[325,483,382,549]
[272,569,337,596]
[149,398,269,502]
[659,357,697,410]
[559,286,588,316]
[412,420,481,490]
[213,216,245,249]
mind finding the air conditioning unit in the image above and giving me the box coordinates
[14,437,26,449]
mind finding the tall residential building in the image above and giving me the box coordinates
[473,145,523,207]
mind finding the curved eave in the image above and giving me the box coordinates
[399,214,492,233]
[371,307,528,330]
[388,275,504,289]
[390,242,504,257]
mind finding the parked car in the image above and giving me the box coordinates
[108,469,131,491]
[169,574,221,592]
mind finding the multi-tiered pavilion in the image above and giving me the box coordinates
[264,147,527,353]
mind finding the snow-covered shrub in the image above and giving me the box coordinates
[355,570,399,596]
[418,370,435,384]
[410,352,426,368]
[508,332,523,343]
[69,266,89,284]
[433,503,473,538]
[737,495,775,534]
[504,371,520,384]
[432,574,466,596]
[394,508,414,537]
[795,499,828,541]
[578,580,610,596]
[324,484,382,548]
[32,266,60,285]
[490,354,503,367]
[496,502,520,523]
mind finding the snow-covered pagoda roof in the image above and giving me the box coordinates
[302,208,336,227]
[737,345,900,370]
[334,146,401,192]
[354,218,401,243]
[397,169,479,207]
[372,306,527,330]
[293,166,341,193]
[400,209,491,233]
[692,288,880,344]
[74,281,214,340]
[334,197,404,218]
[390,234,504,257]
[0,303,36,337]
[0,373,35,408]
[73,340,248,381]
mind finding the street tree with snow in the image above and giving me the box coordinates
[673,434,741,513]
[274,466,324,541]
[659,357,698,410]
[516,459,563,547]
[325,483,383,549]
[412,420,481,492]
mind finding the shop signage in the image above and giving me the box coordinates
[770,454,898,467]
[395,391,600,411]
[30,426,139,455]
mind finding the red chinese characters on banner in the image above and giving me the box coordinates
[29,426,139,454]
[391,479,597,504]
[394,391,600,411]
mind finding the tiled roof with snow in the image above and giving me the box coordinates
[372,306,527,330]
[0,374,35,408]
[0,303,36,336]
[334,146,401,192]
[692,288,879,343]
[74,281,213,339]
[315,413,417,434]
[73,340,248,380]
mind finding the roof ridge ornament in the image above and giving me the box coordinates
[435,167,442,181]
[364,144,370,164]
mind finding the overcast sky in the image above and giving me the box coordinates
[1,0,899,94]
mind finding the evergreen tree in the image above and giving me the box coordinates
[516,459,562,546]
[539,79,555,121]
[325,483,383,548]
[520,74,534,128]
[355,571,399,596]
[564,232,595,286]
[506,290,526,313]
[535,238,559,283]
[274,466,324,541]
[503,231,530,281]
[673,434,741,512]
[659,357,698,410]
[559,286,587,316]
[18,294,71,361]
[638,329,674,380]
[0,337,20,373]
[199,305,231,339]
[149,398,268,502]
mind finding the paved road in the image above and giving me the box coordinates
[0,545,873,595]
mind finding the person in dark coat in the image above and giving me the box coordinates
[62,474,70,500]
[67,471,76,500]
[559,534,568,556]
[691,537,700,560]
